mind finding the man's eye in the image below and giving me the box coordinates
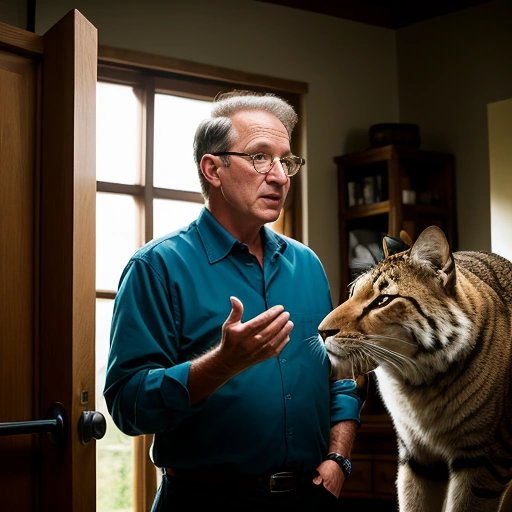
[253,153,268,162]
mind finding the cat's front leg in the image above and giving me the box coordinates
[444,471,505,512]
[397,462,447,512]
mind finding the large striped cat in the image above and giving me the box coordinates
[319,225,512,512]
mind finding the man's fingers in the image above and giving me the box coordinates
[224,300,292,350]
[243,304,286,334]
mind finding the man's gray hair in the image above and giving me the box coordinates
[193,90,298,198]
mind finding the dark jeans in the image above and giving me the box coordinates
[151,473,340,511]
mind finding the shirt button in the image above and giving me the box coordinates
[285,394,292,400]
[280,358,287,363]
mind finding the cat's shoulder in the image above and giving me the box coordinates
[454,250,512,303]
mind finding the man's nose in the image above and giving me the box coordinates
[266,158,289,182]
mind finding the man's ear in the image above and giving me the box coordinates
[200,154,222,189]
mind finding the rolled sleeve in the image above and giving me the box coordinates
[330,379,363,426]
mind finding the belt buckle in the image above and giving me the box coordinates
[269,471,297,493]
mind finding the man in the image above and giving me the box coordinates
[104,90,363,511]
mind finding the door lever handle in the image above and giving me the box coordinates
[0,403,66,445]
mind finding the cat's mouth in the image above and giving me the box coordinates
[324,333,379,380]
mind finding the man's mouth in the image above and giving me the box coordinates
[261,193,281,203]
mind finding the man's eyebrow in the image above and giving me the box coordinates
[246,144,292,156]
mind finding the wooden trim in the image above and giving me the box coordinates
[154,76,226,100]
[97,65,145,85]
[99,44,308,94]
[153,188,204,203]
[0,19,43,55]
[143,77,154,242]
[96,290,116,300]
[134,435,157,512]
[97,181,144,195]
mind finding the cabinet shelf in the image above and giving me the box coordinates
[346,201,450,220]
[346,201,390,219]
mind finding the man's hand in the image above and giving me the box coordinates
[219,296,293,372]
[313,459,345,498]
[188,297,293,403]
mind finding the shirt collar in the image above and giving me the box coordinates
[196,207,288,264]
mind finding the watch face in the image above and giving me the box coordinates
[327,453,352,477]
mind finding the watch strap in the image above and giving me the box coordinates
[326,452,352,478]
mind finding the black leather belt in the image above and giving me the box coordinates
[165,468,314,493]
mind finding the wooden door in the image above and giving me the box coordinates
[0,10,98,511]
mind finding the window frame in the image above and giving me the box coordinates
[96,44,308,511]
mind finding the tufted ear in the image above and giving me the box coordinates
[410,226,455,289]
[382,230,412,259]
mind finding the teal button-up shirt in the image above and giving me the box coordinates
[104,208,362,474]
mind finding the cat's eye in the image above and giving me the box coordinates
[370,294,394,309]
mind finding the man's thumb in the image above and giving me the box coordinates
[225,296,243,324]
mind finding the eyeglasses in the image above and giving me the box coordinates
[211,152,305,177]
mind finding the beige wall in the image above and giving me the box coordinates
[0,0,27,28]
[397,0,512,252]
[30,0,399,304]
[488,97,512,262]
[3,0,508,302]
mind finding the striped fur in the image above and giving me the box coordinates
[319,226,512,512]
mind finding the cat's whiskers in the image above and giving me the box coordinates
[325,332,430,380]
[333,336,425,380]
[365,333,416,347]
[367,344,415,370]
[349,360,357,381]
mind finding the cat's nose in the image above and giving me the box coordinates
[318,329,339,341]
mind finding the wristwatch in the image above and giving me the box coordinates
[326,452,352,478]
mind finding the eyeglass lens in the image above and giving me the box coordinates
[253,154,301,176]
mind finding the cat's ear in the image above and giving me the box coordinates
[399,230,413,248]
[410,226,455,289]
[382,230,412,259]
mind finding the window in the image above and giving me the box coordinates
[95,47,306,511]
[95,76,211,512]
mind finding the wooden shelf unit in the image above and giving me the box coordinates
[334,144,458,301]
